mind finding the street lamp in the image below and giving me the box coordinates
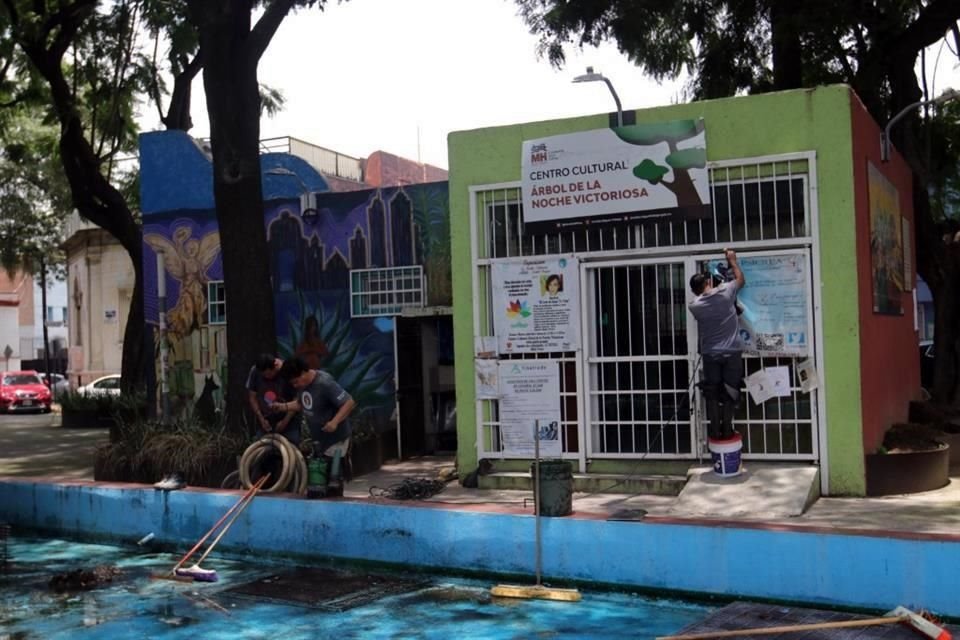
[573,66,624,127]
[881,87,959,162]
[265,167,319,224]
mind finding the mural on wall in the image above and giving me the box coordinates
[266,182,451,430]
[140,182,452,431]
[143,214,227,422]
[867,163,904,315]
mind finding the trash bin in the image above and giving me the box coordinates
[531,459,573,517]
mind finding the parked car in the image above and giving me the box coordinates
[919,339,934,391]
[78,374,122,397]
[39,373,71,398]
[0,370,53,413]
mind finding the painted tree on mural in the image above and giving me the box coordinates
[516,0,960,404]
[618,121,707,207]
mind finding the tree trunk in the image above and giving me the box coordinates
[770,0,803,90]
[194,5,277,434]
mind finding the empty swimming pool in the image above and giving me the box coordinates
[0,536,716,639]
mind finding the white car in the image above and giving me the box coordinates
[78,374,122,397]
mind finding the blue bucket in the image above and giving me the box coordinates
[708,434,743,477]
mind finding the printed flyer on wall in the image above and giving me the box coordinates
[491,256,580,354]
[732,253,811,357]
[498,360,562,458]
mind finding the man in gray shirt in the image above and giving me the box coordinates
[273,356,357,491]
[689,249,745,440]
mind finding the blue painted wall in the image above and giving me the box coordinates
[1,480,956,618]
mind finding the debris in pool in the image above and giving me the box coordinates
[137,533,155,545]
[49,565,124,592]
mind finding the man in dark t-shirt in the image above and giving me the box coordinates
[245,354,299,445]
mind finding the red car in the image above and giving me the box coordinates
[0,370,53,414]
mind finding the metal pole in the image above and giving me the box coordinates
[393,323,402,460]
[534,419,542,587]
[157,252,170,422]
[39,257,51,383]
[602,77,624,128]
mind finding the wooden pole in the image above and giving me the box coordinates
[657,614,908,640]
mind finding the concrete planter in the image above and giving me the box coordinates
[865,444,950,497]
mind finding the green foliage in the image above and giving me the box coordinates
[58,389,147,416]
[95,413,246,486]
[278,292,395,413]
[632,159,669,183]
[666,147,707,170]
[409,184,452,305]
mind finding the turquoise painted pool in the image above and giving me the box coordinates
[0,537,715,638]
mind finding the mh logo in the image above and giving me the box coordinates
[530,143,548,163]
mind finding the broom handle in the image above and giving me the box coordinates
[657,614,908,640]
[534,420,542,587]
[192,471,268,566]
[171,474,270,573]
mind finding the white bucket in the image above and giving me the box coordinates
[708,434,743,477]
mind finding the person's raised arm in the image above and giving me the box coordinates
[725,249,745,288]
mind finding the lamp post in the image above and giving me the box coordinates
[572,66,624,127]
[265,167,319,223]
[881,88,959,162]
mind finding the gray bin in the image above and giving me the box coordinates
[531,459,573,517]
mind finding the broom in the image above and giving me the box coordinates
[491,421,581,603]
[175,472,269,582]
[657,605,951,640]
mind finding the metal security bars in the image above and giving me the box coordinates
[585,260,694,458]
[349,266,425,317]
[471,153,820,463]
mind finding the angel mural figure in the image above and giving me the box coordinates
[145,226,221,340]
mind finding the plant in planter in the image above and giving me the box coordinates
[865,423,950,496]
[94,413,247,487]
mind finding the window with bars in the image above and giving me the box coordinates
[476,159,811,260]
[207,281,226,324]
[350,266,425,317]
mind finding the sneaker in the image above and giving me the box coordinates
[153,474,173,490]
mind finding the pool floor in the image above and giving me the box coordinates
[0,537,715,639]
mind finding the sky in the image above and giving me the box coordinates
[142,0,960,171]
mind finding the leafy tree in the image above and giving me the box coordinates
[0,0,201,394]
[517,0,960,403]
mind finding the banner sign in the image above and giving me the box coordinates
[491,256,580,354]
[521,120,711,232]
[713,254,810,357]
[499,360,562,457]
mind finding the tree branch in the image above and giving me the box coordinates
[892,0,960,60]
[249,0,297,63]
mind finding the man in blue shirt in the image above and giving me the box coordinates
[689,249,745,440]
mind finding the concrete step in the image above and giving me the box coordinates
[477,471,688,496]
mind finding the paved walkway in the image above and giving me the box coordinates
[3,412,959,538]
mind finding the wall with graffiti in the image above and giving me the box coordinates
[139,130,451,428]
[267,182,451,431]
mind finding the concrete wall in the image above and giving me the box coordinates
[0,480,957,617]
[448,86,866,494]
[849,94,920,454]
[64,228,132,383]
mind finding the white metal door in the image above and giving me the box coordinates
[583,258,698,459]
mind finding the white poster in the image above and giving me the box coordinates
[729,254,810,357]
[498,360,562,457]
[521,120,711,231]
[491,256,580,354]
[475,359,499,399]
